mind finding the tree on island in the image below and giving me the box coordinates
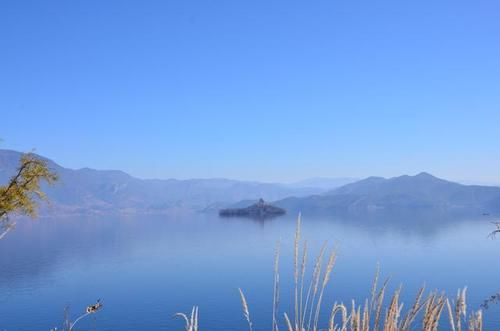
[0,152,57,239]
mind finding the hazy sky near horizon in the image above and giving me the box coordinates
[1,0,500,183]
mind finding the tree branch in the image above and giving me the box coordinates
[488,222,500,239]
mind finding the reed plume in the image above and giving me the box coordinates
[227,214,484,331]
[272,240,281,331]
[313,248,337,331]
[284,312,294,331]
[299,239,308,330]
[294,213,301,331]
[305,242,327,331]
[239,288,253,331]
[174,306,198,331]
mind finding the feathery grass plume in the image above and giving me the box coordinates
[328,302,348,331]
[350,301,356,331]
[284,312,294,331]
[350,300,361,331]
[357,305,362,331]
[179,213,484,331]
[432,295,447,331]
[272,240,281,331]
[373,277,390,331]
[294,213,301,331]
[239,288,253,331]
[313,248,337,331]
[361,299,370,331]
[423,293,436,331]
[447,289,483,331]
[449,289,464,331]
[445,287,468,331]
[456,288,467,331]
[399,286,425,331]
[174,306,198,331]
[383,286,401,331]
[446,299,456,331]
[370,264,380,311]
[468,310,482,331]
[423,292,436,325]
[305,242,327,331]
[192,306,199,331]
[422,292,446,331]
[299,239,308,330]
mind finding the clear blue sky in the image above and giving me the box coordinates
[1,0,499,183]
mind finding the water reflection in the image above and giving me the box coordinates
[0,212,499,330]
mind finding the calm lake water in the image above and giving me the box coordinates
[0,213,499,330]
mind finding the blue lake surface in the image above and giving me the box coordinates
[0,213,499,330]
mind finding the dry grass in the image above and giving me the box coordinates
[272,239,281,331]
[52,300,103,331]
[174,306,199,331]
[239,288,253,331]
[178,215,484,331]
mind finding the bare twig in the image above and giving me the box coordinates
[488,222,500,239]
[68,300,103,331]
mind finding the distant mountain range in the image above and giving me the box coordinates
[286,177,358,190]
[0,150,321,215]
[2,149,499,218]
[275,172,500,218]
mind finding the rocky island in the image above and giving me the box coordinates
[219,198,286,218]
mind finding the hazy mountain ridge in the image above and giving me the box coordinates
[3,149,499,218]
[0,150,322,215]
[286,177,359,190]
[275,172,500,217]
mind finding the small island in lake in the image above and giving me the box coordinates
[219,198,286,218]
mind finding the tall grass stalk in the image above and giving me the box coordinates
[272,240,281,331]
[299,239,308,330]
[294,214,301,331]
[190,214,484,331]
[313,248,337,331]
[284,312,294,331]
[174,306,198,331]
[305,242,327,331]
[239,288,253,331]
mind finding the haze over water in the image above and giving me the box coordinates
[0,214,499,330]
[2,0,500,330]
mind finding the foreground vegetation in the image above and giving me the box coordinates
[0,151,57,239]
[178,216,484,331]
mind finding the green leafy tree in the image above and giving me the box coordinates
[0,153,57,239]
